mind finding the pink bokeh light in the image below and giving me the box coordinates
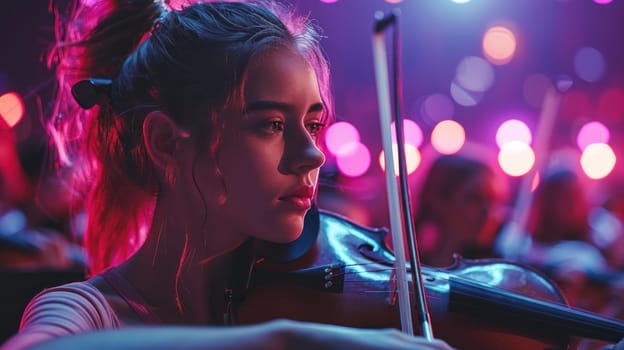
[581,143,616,179]
[390,119,423,148]
[0,92,25,127]
[336,142,371,177]
[378,143,421,176]
[324,121,360,156]
[431,120,465,155]
[576,121,610,151]
[496,119,532,148]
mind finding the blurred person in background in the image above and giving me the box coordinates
[521,168,607,292]
[519,168,624,350]
[409,151,508,267]
[0,117,84,269]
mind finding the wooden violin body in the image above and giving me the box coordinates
[238,207,624,350]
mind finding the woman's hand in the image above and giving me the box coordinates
[13,319,455,350]
[273,319,455,350]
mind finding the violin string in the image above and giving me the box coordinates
[339,265,400,285]
[342,261,423,272]
[333,262,404,279]
[342,262,393,268]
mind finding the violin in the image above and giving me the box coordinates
[237,205,624,350]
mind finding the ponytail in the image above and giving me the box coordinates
[49,0,164,276]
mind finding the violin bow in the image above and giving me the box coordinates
[372,9,435,340]
[495,87,562,259]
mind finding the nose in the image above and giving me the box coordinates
[281,126,325,175]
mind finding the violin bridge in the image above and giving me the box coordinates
[288,263,346,293]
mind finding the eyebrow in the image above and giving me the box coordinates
[244,100,324,115]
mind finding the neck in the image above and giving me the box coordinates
[118,197,254,325]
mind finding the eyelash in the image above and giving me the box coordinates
[260,120,326,138]
[265,121,285,133]
[306,122,327,137]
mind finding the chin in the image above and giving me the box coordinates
[271,228,303,243]
[265,220,305,244]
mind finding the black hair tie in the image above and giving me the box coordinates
[71,78,113,109]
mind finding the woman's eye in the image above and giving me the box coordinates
[260,120,284,133]
[306,122,326,137]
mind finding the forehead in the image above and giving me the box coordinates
[456,171,495,194]
[243,48,321,103]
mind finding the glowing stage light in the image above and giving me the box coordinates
[580,143,616,180]
[0,92,25,127]
[450,81,483,107]
[421,93,455,125]
[531,172,540,192]
[496,119,532,148]
[498,141,535,177]
[378,143,421,176]
[574,47,606,83]
[483,26,517,65]
[324,121,360,155]
[391,119,423,148]
[431,120,465,155]
[455,56,495,92]
[336,142,371,177]
[576,121,610,151]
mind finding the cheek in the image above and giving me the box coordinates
[178,160,220,205]
[447,198,483,228]
[467,203,489,227]
[220,146,281,199]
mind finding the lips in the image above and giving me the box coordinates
[279,186,314,210]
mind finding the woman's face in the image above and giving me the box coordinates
[188,47,326,246]
[444,171,497,241]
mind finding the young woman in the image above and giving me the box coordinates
[1,1,452,349]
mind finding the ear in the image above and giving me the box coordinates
[143,111,185,170]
